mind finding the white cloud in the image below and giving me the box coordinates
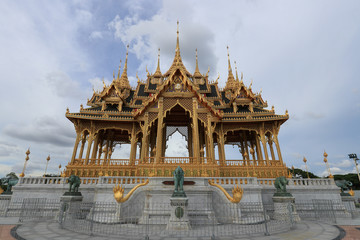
[320,167,347,177]
[108,8,217,79]
[331,159,354,168]
[165,132,188,157]
[88,77,111,92]
[0,164,13,178]
[46,71,84,99]
[0,1,93,176]
[89,31,103,39]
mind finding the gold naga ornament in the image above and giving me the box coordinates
[208,180,243,203]
[349,188,355,196]
[113,179,149,203]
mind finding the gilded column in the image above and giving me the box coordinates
[71,131,81,164]
[192,98,200,164]
[217,124,226,166]
[91,133,99,161]
[255,133,263,161]
[97,140,103,159]
[260,129,270,165]
[162,124,167,158]
[242,132,250,158]
[188,123,193,158]
[250,139,256,161]
[207,118,215,164]
[155,97,164,163]
[268,134,276,161]
[140,113,149,163]
[85,132,94,164]
[273,133,283,165]
[78,132,87,160]
[129,123,137,165]
[104,138,110,160]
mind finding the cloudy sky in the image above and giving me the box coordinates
[0,0,359,177]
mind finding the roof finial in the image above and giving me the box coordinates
[241,72,243,83]
[124,45,129,73]
[227,46,232,71]
[225,46,236,91]
[136,72,140,83]
[102,77,106,88]
[154,48,162,77]
[234,61,239,81]
[176,20,180,53]
[119,45,131,89]
[117,60,122,79]
[113,70,115,80]
[194,48,201,77]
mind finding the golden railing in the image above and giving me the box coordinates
[67,158,287,178]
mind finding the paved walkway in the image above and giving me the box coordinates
[0,217,359,240]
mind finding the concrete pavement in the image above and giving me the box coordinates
[0,216,359,240]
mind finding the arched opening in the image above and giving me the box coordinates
[163,104,191,159]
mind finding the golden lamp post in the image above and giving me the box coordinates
[19,148,30,177]
[303,157,310,179]
[348,154,360,183]
[43,155,51,177]
[323,151,333,178]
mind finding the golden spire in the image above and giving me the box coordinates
[194,48,202,78]
[119,45,131,89]
[117,60,122,79]
[234,61,239,81]
[164,21,191,76]
[153,48,162,77]
[225,46,236,90]
[176,20,180,53]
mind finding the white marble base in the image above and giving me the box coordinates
[341,195,356,212]
[166,197,191,231]
[273,196,300,222]
[60,195,83,214]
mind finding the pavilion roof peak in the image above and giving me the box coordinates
[164,21,191,77]
[153,48,162,77]
[224,46,236,90]
[193,48,202,78]
[117,45,131,89]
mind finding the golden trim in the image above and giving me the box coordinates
[349,188,355,196]
[208,179,243,203]
[113,179,149,203]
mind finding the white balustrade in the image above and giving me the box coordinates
[208,177,257,186]
[257,178,335,186]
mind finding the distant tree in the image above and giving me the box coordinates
[334,174,360,190]
[288,168,319,178]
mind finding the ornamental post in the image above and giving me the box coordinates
[155,97,164,163]
[20,148,30,177]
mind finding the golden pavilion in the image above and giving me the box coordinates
[64,24,289,178]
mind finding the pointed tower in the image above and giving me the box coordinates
[164,21,191,77]
[193,49,202,78]
[118,45,131,90]
[153,48,162,78]
[224,46,236,91]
